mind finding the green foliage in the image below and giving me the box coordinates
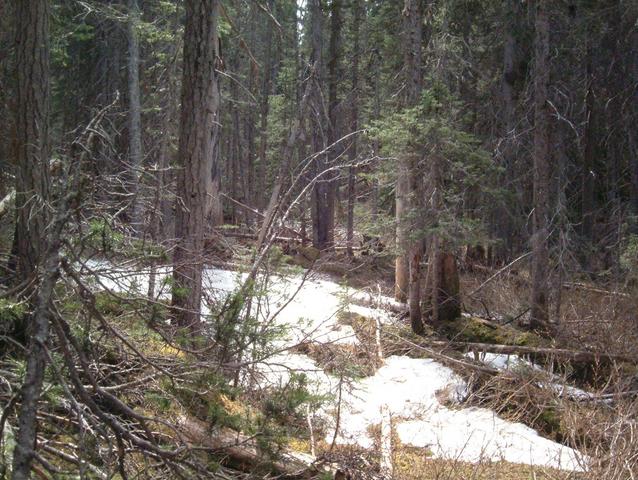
[263,372,322,421]
[367,81,500,247]
[144,392,172,413]
[0,408,15,479]
[87,218,124,253]
[0,299,26,330]
[84,218,167,261]
[620,234,638,280]
[0,299,28,346]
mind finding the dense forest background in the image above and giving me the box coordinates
[0,0,637,479]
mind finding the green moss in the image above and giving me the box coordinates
[537,407,564,441]
[0,299,28,344]
[440,317,545,347]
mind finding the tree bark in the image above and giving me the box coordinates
[530,0,551,333]
[581,39,596,256]
[172,0,220,331]
[396,0,422,303]
[308,0,335,252]
[13,0,51,286]
[127,0,143,234]
[10,2,52,475]
[630,26,638,232]
[346,0,361,258]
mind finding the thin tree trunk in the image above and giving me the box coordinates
[127,0,143,234]
[396,0,422,303]
[494,0,519,263]
[308,0,333,251]
[581,40,595,256]
[325,0,341,251]
[402,0,422,316]
[629,26,638,232]
[172,0,220,331]
[530,0,551,333]
[346,0,362,258]
[257,0,275,212]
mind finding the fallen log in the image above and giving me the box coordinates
[417,339,636,365]
[177,415,339,479]
[562,281,631,299]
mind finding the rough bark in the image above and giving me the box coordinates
[345,0,361,258]
[630,26,638,231]
[395,0,422,303]
[403,0,424,325]
[581,40,596,259]
[172,0,220,331]
[409,240,424,334]
[308,0,335,251]
[530,0,551,333]
[493,0,520,263]
[11,213,60,480]
[325,0,341,250]
[256,0,275,213]
[127,0,143,234]
[13,0,51,286]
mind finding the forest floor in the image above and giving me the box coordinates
[2,227,636,479]
[79,241,606,479]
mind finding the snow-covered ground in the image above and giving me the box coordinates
[81,259,587,471]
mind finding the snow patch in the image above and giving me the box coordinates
[83,259,587,471]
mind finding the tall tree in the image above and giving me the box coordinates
[394,1,421,302]
[309,0,333,251]
[11,0,52,476]
[13,0,51,285]
[346,0,362,257]
[172,0,220,330]
[127,0,143,233]
[530,0,551,332]
[402,0,424,328]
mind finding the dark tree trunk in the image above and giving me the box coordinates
[308,0,334,251]
[11,2,52,476]
[630,27,638,232]
[493,0,521,263]
[530,0,551,333]
[172,0,220,331]
[396,0,422,303]
[581,41,596,251]
[257,0,275,213]
[127,0,143,233]
[346,0,362,258]
[13,0,51,286]
[325,0,341,250]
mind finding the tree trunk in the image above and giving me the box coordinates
[346,13,358,256]
[10,1,52,476]
[127,0,143,234]
[13,0,51,285]
[493,0,520,263]
[530,0,551,333]
[308,0,334,252]
[581,40,596,255]
[257,0,275,213]
[172,0,220,331]
[403,0,423,320]
[325,0,341,251]
[396,0,422,303]
[630,27,638,232]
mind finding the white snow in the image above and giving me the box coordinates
[82,259,587,471]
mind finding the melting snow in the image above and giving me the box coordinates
[82,259,586,471]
